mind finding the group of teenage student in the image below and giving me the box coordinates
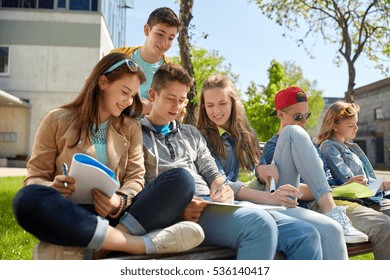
[12,7,390,260]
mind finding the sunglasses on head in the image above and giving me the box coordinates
[339,106,354,117]
[283,111,311,122]
[104,59,138,75]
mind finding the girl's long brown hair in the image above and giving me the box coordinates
[61,52,145,147]
[197,74,261,170]
[315,101,360,145]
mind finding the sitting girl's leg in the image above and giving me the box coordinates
[13,185,103,247]
[198,204,278,260]
[269,210,323,260]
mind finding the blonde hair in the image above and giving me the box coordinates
[197,74,261,169]
[315,101,360,145]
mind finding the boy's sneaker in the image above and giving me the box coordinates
[145,221,205,254]
[325,206,368,243]
[33,241,88,260]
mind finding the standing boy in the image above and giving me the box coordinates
[140,63,323,260]
[111,7,180,115]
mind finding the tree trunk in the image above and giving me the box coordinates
[345,60,356,103]
[178,0,197,125]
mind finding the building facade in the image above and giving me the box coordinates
[353,77,390,168]
[0,0,133,165]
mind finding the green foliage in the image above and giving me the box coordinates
[244,60,324,142]
[0,176,37,260]
[169,46,239,106]
[249,0,390,97]
[244,61,283,142]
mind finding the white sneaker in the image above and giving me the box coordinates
[325,206,368,243]
[145,221,205,254]
[33,241,87,260]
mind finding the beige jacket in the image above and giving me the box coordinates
[24,108,145,207]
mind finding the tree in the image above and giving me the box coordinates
[177,0,239,124]
[170,46,239,100]
[250,0,390,102]
[244,60,324,142]
[178,0,197,125]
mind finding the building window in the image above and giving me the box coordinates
[1,0,97,10]
[375,107,384,120]
[376,136,385,164]
[57,0,66,8]
[0,46,9,75]
[0,132,17,142]
[1,0,35,8]
[69,0,97,11]
[38,0,54,9]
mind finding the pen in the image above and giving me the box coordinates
[62,163,68,188]
[215,172,234,194]
[269,160,276,193]
[270,178,276,193]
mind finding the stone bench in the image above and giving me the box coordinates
[104,241,373,260]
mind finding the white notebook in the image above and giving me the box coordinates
[68,153,119,204]
[206,200,285,212]
[367,177,385,196]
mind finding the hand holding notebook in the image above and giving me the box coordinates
[68,153,119,204]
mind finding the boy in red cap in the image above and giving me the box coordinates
[262,86,368,245]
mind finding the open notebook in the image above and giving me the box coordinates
[206,200,285,211]
[68,153,119,204]
[332,177,385,199]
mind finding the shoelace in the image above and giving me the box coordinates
[333,207,354,230]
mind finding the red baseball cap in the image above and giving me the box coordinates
[270,86,308,116]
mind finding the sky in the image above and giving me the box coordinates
[124,0,388,98]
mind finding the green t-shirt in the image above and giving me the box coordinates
[131,49,164,99]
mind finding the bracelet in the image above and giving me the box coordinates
[255,164,261,178]
[109,194,126,219]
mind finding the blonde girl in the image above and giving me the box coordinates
[316,100,390,259]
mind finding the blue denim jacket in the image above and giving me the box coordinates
[320,139,382,205]
[204,130,257,193]
[319,139,377,183]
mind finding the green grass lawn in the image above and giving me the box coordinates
[0,176,38,260]
[0,176,374,260]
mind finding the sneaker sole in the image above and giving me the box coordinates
[344,235,369,243]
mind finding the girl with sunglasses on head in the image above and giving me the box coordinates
[12,52,204,260]
[317,101,389,190]
[315,101,390,259]
[197,76,362,259]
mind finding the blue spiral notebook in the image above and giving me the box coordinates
[68,153,119,204]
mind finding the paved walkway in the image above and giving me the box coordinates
[1,167,389,180]
[375,170,390,181]
[0,167,27,177]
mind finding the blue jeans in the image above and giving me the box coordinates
[274,125,348,259]
[12,168,194,251]
[198,196,322,260]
